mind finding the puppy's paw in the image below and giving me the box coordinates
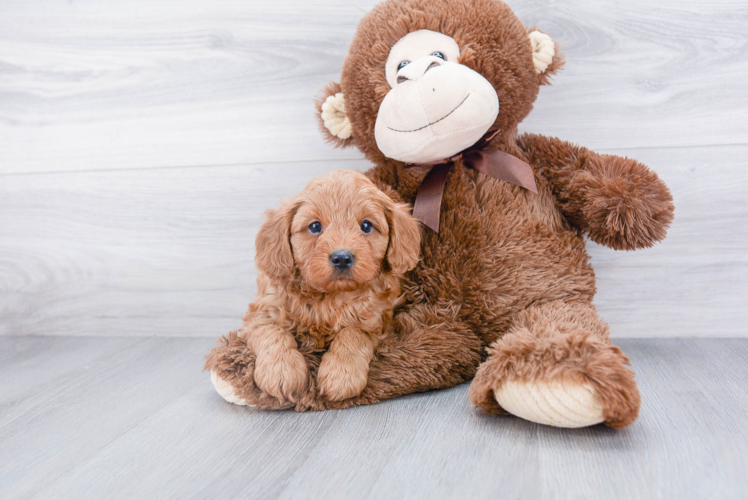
[253,347,309,403]
[317,354,369,402]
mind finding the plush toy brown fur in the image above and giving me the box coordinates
[205,0,674,429]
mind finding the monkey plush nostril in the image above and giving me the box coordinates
[330,250,355,271]
[425,61,441,73]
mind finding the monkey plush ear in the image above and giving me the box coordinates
[315,82,355,148]
[528,30,564,85]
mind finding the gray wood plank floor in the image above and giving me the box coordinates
[1,337,747,499]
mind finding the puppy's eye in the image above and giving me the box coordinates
[397,60,410,70]
[431,51,445,60]
[360,220,373,234]
[308,221,322,234]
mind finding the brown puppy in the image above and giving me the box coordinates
[242,170,420,404]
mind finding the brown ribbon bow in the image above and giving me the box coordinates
[409,131,538,232]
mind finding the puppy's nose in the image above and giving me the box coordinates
[330,250,354,271]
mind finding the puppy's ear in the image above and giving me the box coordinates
[379,194,422,274]
[315,82,355,148]
[255,201,298,280]
[528,29,564,85]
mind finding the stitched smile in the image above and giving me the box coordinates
[387,93,470,133]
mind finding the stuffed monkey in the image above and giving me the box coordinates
[206,0,674,429]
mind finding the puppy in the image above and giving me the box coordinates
[242,170,421,403]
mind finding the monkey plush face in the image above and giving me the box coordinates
[317,0,563,165]
[375,30,499,164]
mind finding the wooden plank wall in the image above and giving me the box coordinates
[1,0,746,337]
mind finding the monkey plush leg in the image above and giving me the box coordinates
[204,331,317,411]
[468,301,640,429]
[206,304,483,411]
[322,303,484,409]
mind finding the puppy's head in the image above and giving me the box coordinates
[255,170,421,292]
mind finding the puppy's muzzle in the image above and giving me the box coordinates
[330,250,354,271]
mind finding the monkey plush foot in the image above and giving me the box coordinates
[493,378,604,428]
[210,370,252,407]
[469,301,640,429]
[203,330,310,410]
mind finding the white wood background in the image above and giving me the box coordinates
[1,0,747,338]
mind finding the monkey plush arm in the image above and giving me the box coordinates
[518,133,674,250]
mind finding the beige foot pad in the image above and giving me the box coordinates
[210,370,252,407]
[494,379,605,428]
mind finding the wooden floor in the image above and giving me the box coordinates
[1,337,747,499]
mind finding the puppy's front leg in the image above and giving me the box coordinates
[317,328,377,401]
[246,322,309,404]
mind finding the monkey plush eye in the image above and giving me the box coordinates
[397,60,410,70]
[431,51,445,60]
[360,220,373,234]
[308,221,322,234]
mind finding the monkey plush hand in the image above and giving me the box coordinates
[207,0,674,429]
